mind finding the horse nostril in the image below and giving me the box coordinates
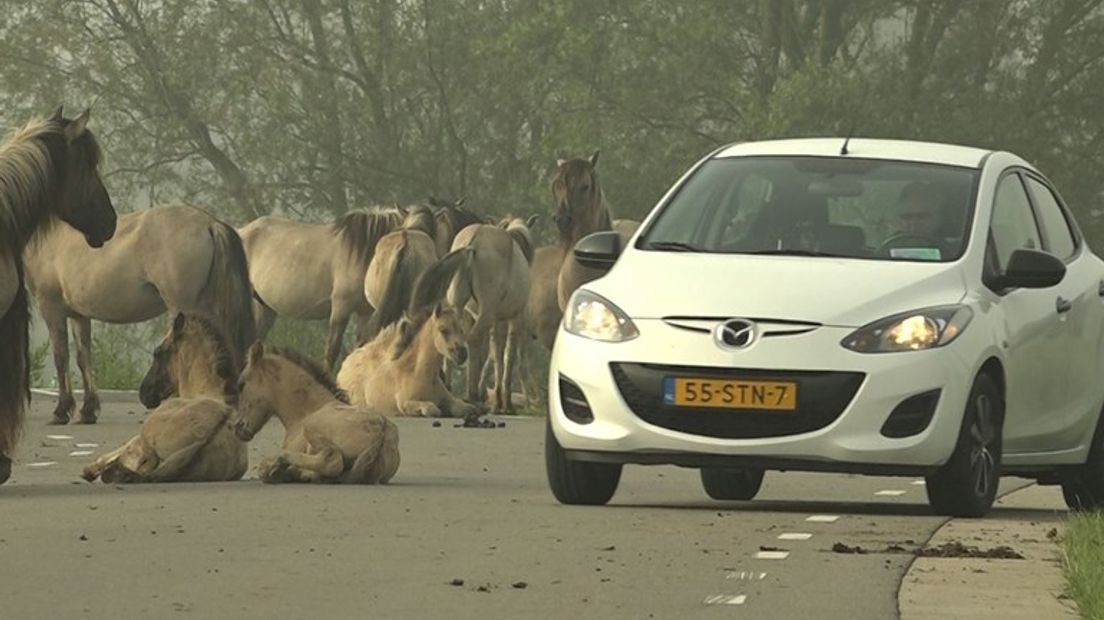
[456,347,468,366]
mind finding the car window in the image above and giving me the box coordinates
[1025,176,1077,260]
[989,174,1042,271]
[638,157,978,262]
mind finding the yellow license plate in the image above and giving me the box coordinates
[664,377,797,411]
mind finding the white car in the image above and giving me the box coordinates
[545,138,1104,517]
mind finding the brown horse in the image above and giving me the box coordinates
[428,196,489,258]
[25,203,255,424]
[238,207,404,370]
[233,342,400,484]
[362,206,440,341]
[436,216,536,412]
[82,314,247,483]
[0,107,116,484]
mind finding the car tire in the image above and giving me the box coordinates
[700,467,765,501]
[1060,408,1104,511]
[545,420,622,505]
[925,373,1003,518]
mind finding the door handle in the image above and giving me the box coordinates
[1057,296,1072,314]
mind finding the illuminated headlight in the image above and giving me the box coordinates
[564,290,639,342]
[842,305,973,353]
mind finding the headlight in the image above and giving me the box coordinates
[564,289,639,342]
[841,305,973,353]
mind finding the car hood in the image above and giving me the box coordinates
[586,252,968,328]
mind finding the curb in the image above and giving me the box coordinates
[30,388,140,404]
[898,484,1076,619]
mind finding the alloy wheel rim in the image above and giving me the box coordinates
[968,393,997,498]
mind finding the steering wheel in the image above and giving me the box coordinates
[875,233,944,257]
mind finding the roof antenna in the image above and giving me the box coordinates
[840,123,854,156]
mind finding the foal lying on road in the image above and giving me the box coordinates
[82,314,247,483]
[233,342,400,484]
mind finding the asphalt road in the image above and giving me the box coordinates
[0,395,1040,619]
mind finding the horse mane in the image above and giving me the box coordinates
[331,207,402,267]
[434,203,487,239]
[177,315,238,406]
[0,115,90,253]
[402,205,437,237]
[268,346,350,404]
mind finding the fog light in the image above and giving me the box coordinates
[881,389,941,438]
[559,375,594,424]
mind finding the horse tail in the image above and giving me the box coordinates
[409,246,473,315]
[362,235,414,343]
[0,257,29,462]
[200,219,257,371]
[343,417,400,484]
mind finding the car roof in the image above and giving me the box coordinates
[714,138,994,169]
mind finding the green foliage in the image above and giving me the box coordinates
[28,340,49,388]
[263,318,333,364]
[1063,512,1104,619]
[89,324,152,391]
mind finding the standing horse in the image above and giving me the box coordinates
[238,207,404,370]
[0,107,117,484]
[361,206,439,341]
[233,342,400,484]
[433,216,536,412]
[428,196,489,258]
[25,203,255,424]
[82,314,247,483]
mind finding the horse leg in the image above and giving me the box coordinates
[490,321,508,414]
[502,319,522,414]
[324,302,354,373]
[71,316,100,424]
[81,439,135,482]
[280,435,345,482]
[397,398,442,418]
[353,309,373,346]
[42,307,74,425]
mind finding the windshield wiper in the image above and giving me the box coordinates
[643,241,700,252]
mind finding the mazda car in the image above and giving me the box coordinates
[545,138,1104,517]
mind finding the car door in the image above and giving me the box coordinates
[987,172,1071,454]
[1022,174,1104,450]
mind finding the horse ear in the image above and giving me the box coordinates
[433,303,444,319]
[398,315,413,339]
[555,158,566,168]
[525,214,541,229]
[64,108,90,143]
[171,312,187,334]
[454,196,466,207]
[589,150,600,168]
[248,341,264,366]
[50,105,64,121]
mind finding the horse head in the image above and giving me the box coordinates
[551,150,607,243]
[139,313,236,408]
[49,107,116,248]
[232,341,277,441]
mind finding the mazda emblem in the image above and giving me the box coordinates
[714,318,757,350]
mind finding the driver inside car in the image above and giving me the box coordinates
[883,180,952,259]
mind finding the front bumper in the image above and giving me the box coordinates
[548,319,974,472]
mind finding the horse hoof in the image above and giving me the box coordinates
[0,455,11,485]
[76,415,98,425]
[48,414,70,425]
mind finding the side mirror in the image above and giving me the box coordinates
[573,231,623,270]
[993,248,1066,289]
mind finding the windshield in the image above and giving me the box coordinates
[637,156,979,262]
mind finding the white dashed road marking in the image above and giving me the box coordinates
[875,490,906,497]
[704,594,747,606]
[777,533,813,541]
[75,443,99,448]
[726,571,767,581]
[754,551,790,560]
[912,480,926,486]
[46,435,73,440]
[26,461,57,468]
[69,450,94,457]
[806,515,840,523]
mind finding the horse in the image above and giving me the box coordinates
[424,216,535,412]
[81,313,247,483]
[238,207,404,371]
[337,249,477,419]
[232,342,400,484]
[25,203,255,425]
[427,196,489,258]
[361,206,440,342]
[0,107,117,484]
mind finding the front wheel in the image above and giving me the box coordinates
[700,467,764,501]
[925,373,1003,518]
[545,420,622,505]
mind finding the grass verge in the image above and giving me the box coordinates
[1064,511,1104,619]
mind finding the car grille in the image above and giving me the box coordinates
[609,362,865,439]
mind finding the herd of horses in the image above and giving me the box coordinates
[0,108,639,485]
